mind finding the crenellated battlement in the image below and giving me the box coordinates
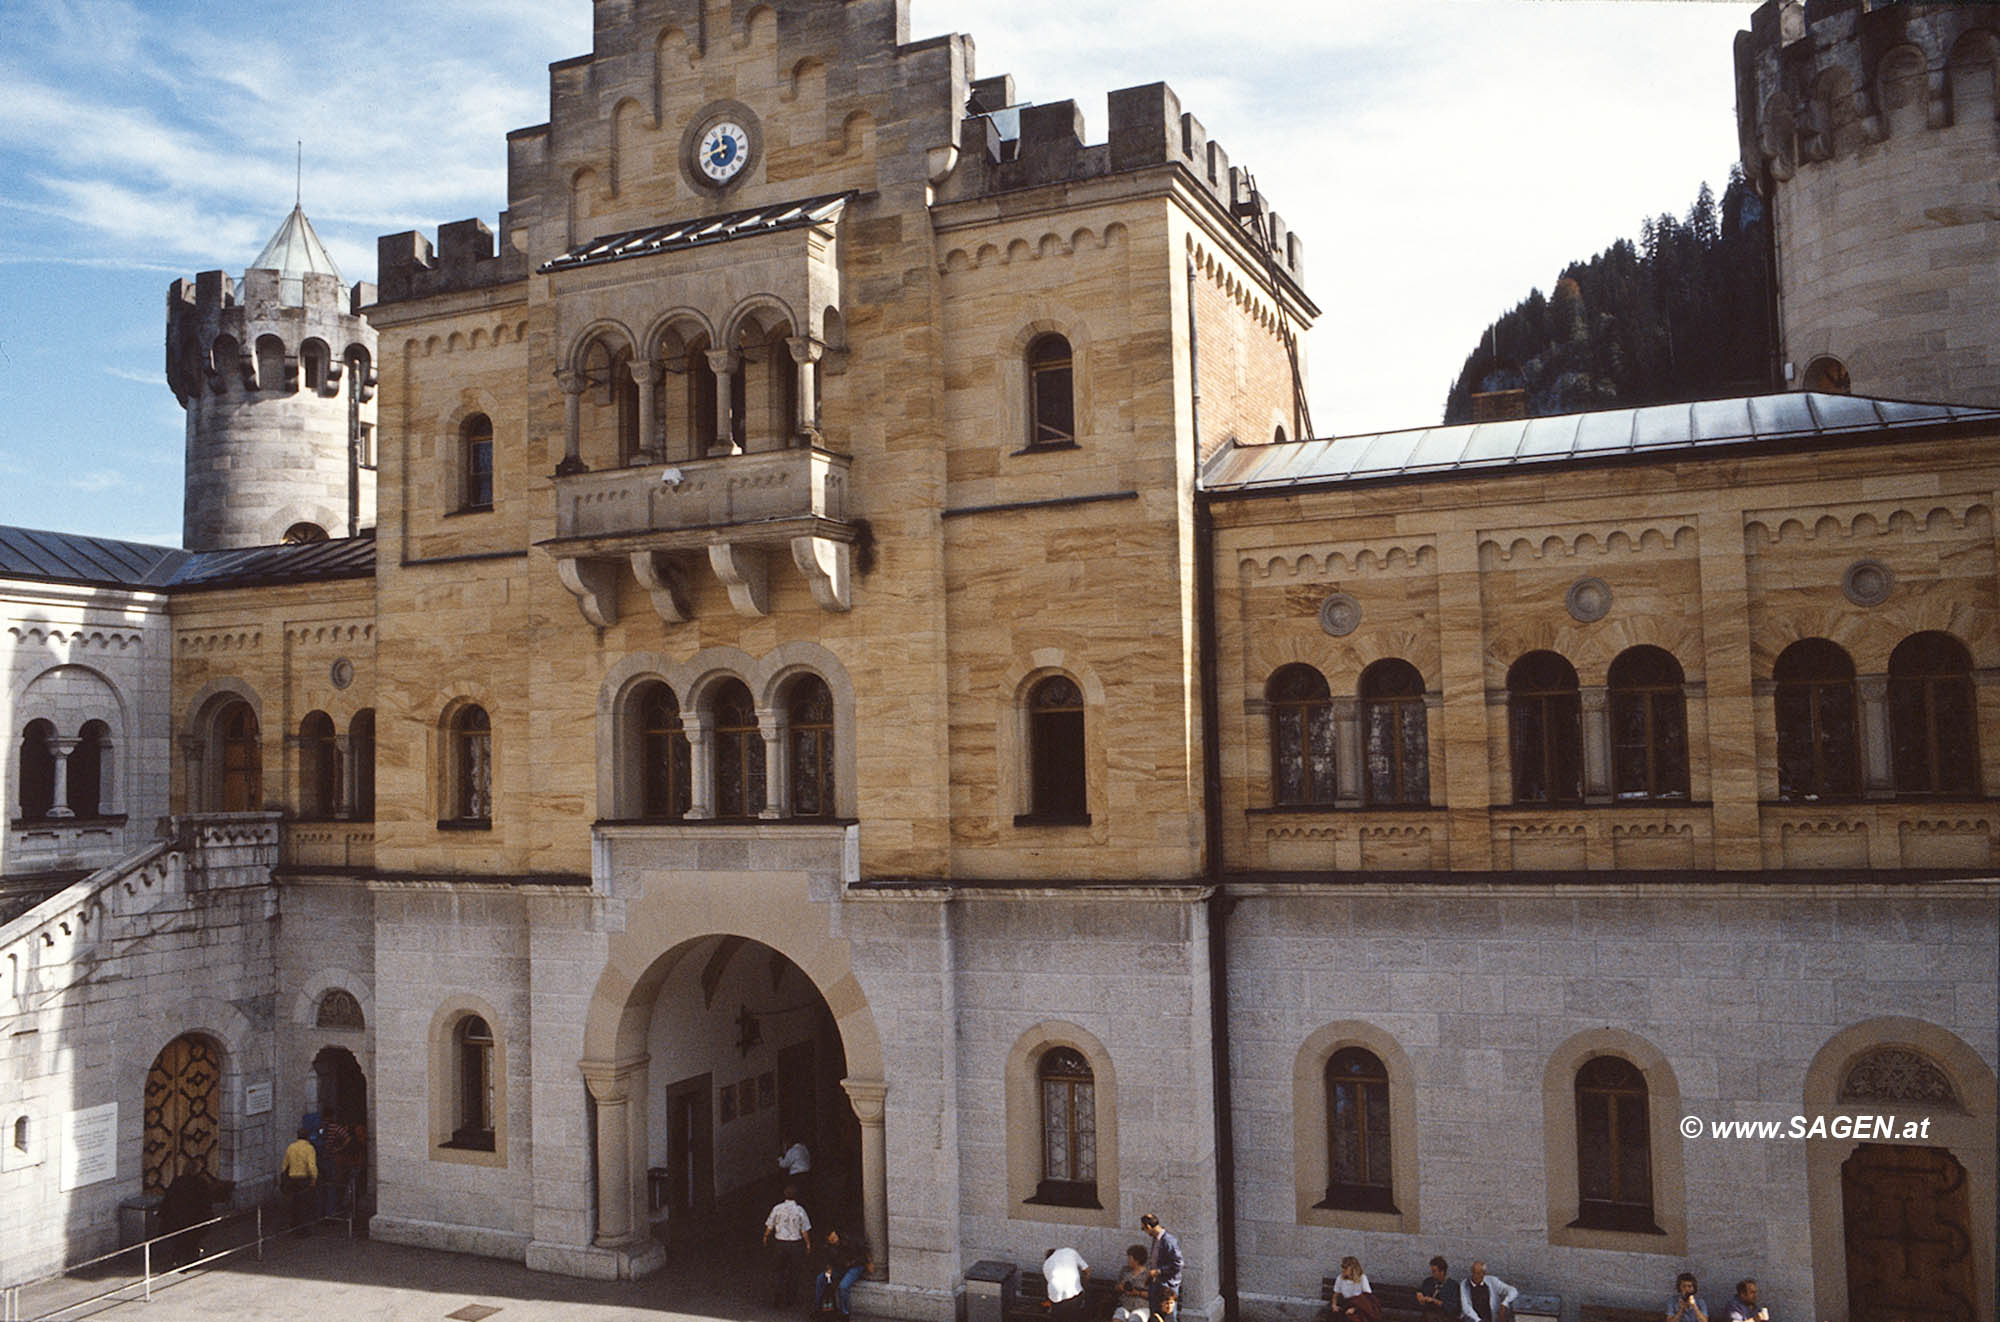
[374,216,529,304]
[166,268,376,406]
[1735,0,1999,190]
[941,77,1305,288]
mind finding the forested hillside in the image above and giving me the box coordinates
[1442,170,1775,423]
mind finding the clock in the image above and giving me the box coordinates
[698,121,752,184]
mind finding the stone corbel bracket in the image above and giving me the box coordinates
[790,535,851,612]
[708,543,769,617]
[630,551,691,624]
[557,557,620,628]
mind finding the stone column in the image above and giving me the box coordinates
[557,369,589,475]
[99,738,119,817]
[581,1057,648,1247]
[787,336,823,445]
[180,736,206,814]
[660,360,690,462]
[741,344,778,453]
[684,715,713,819]
[1330,697,1362,805]
[705,349,740,456]
[45,736,78,818]
[1857,674,1895,799]
[841,1078,888,1278]
[630,358,662,463]
[1580,685,1613,803]
[757,708,785,819]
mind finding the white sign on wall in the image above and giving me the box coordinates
[244,1082,273,1116]
[60,1102,117,1192]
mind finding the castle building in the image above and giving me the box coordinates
[0,5,1993,1322]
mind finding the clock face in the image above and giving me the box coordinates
[698,122,751,184]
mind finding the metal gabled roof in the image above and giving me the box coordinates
[0,526,186,589]
[540,191,853,274]
[1201,393,2000,493]
[163,536,376,590]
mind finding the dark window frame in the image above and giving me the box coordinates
[1031,1045,1100,1208]
[298,710,341,820]
[1320,1046,1399,1213]
[1508,652,1583,805]
[461,414,495,512]
[712,679,766,820]
[636,683,692,822]
[1020,675,1088,825]
[1268,665,1338,807]
[1571,1055,1662,1234]
[786,675,836,819]
[1026,334,1077,450]
[446,705,492,826]
[1359,659,1430,807]
[448,1014,496,1151]
[1888,631,1980,797]
[1774,639,1861,801]
[1608,646,1690,801]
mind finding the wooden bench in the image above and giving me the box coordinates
[1320,1276,1428,1322]
[1003,1268,1122,1322]
[1580,1308,1660,1322]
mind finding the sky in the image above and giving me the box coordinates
[0,0,1761,544]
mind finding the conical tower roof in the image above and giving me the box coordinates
[248,204,343,305]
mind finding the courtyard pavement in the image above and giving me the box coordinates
[14,1223,834,1322]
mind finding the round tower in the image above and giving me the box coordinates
[1736,1,2000,405]
[166,206,379,550]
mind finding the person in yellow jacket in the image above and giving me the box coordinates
[279,1126,318,1237]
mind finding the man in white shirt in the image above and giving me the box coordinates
[763,1184,813,1307]
[779,1138,813,1202]
[1043,1246,1090,1322]
[1460,1261,1518,1322]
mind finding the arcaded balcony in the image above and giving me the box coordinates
[543,447,856,627]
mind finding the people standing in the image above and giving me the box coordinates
[1113,1245,1152,1322]
[1667,1272,1709,1322]
[1459,1261,1517,1322]
[763,1183,813,1307]
[1720,1280,1768,1322]
[279,1126,319,1237]
[779,1136,813,1204]
[1139,1213,1182,1318]
[158,1166,232,1267]
[813,1227,872,1321]
[335,1112,369,1218]
[1042,1246,1090,1322]
[1415,1257,1455,1322]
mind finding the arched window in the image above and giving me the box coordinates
[1774,639,1860,801]
[451,1015,496,1151]
[447,705,491,824]
[1036,1046,1097,1207]
[1027,334,1075,448]
[687,341,720,454]
[300,340,330,393]
[1889,632,1979,796]
[1025,675,1087,822]
[1508,652,1582,804]
[1274,425,1288,444]
[349,710,376,821]
[1803,355,1851,394]
[281,522,328,544]
[1573,1056,1658,1233]
[1268,665,1336,806]
[1837,1046,1963,1109]
[316,989,365,1031]
[299,711,340,819]
[255,334,290,393]
[17,719,55,820]
[217,701,262,812]
[1359,659,1429,806]
[786,675,835,818]
[1608,647,1689,800]
[1324,1047,1396,1212]
[11,1116,27,1154]
[67,720,108,820]
[461,414,494,511]
[712,680,765,819]
[635,683,691,821]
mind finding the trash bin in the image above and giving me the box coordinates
[965,1259,1019,1322]
[118,1195,162,1248]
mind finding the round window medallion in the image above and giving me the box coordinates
[1841,559,1894,607]
[1565,576,1613,623]
[1318,592,1362,638]
[330,658,355,690]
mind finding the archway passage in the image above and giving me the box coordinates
[313,1046,368,1126]
[143,1035,222,1193]
[1842,1143,1977,1322]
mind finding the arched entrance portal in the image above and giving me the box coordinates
[143,1035,223,1194]
[312,1045,368,1127]
[580,927,886,1285]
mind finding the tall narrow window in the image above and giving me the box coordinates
[1024,676,1087,822]
[452,1015,496,1151]
[217,701,262,812]
[1324,1047,1396,1212]
[1608,647,1689,800]
[349,710,376,821]
[712,680,766,819]
[69,720,109,819]
[1036,1046,1097,1206]
[1889,632,1979,797]
[1268,665,1337,806]
[461,414,494,511]
[1509,652,1583,804]
[1027,334,1075,448]
[689,344,720,454]
[448,705,491,824]
[298,711,340,819]
[17,720,54,820]
[1360,659,1429,806]
[787,675,835,818]
[1774,639,1860,801]
[610,346,642,464]
[1573,1056,1658,1233]
[636,683,691,821]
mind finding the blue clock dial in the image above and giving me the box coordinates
[698,122,751,183]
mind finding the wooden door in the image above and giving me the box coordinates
[1841,1142,1977,1322]
[143,1036,222,1194]
[778,1040,816,1157]
[664,1073,713,1221]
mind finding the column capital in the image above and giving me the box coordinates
[1579,684,1609,714]
[1856,673,1890,702]
[556,367,589,396]
[704,348,740,375]
[786,335,825,365]
[625,356,661,387]
[45,736,81,757]
[579,1055,649,1103]
[840,1076,887,1124]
